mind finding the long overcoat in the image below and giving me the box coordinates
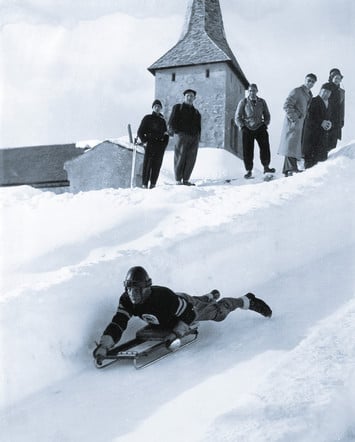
[302,96,331,157]
[328,84,345,150]
[278,85,312,159]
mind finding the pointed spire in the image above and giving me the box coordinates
[148,0,248,87]
[180,0,226,44]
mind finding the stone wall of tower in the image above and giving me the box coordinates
[224,64,246,158]
[154,62,245,157]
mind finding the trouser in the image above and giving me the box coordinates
[174,133,199,182]
[327,127,340,152]
[142,141,166,187]
[304,148,318,169]
[178,293,243,322]
[242,125,271,171]
[282,156,299,174]
[304,144,328,169]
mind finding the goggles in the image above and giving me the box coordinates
[124,280,149,289]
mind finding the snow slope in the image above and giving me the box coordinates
[1,144,355,441]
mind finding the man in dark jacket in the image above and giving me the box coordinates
[137,99,169,189]
[94,266,272,361]
[168,89,201,186]
[302,83,333,169]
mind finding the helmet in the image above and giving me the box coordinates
[124,266,152,289]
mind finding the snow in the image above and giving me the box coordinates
[1,144,355,441]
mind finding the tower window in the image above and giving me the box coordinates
[172,73,176,82]
[206,69,210,78]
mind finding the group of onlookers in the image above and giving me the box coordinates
[278,68,345,176]
[136,68,344,188]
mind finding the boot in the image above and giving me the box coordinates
[183,181,195,186]
[242,293,272,317]
[207,289,220,301]
[264,166,275,174]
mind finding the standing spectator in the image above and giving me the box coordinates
[302,83,333,169]
[327,68,345,152]
[278,74,317,177]
[235,84,275,179]
[168,89,201,186]
[137,99,169,189]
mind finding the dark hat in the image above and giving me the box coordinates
[306,73,317,81]
[248,83,258,90]
[152,99,162,108]
[183,89,196,96]
[321,82,333,91]
[329,68,343,80]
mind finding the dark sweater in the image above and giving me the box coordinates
[137,112,167,143]
[103,286,196,343]
[168,103,201,137]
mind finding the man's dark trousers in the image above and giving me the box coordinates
[174,133,199,182]
[242,125,271,171]
[142,141,166,186]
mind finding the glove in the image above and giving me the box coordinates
[94,335,114,362]
[165,333,181,352]
[173,320,191,338]
[94,345,108,361]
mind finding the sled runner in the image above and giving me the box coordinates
[94,324,199,369]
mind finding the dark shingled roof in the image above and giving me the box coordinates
[148,0,249,87]
[0,144,85,188]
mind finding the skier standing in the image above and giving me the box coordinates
[137,99,169,189]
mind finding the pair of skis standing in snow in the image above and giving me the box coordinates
[93,266,272,368]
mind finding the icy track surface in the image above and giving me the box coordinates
[1,146,355,441]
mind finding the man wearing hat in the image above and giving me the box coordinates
[137,99,169,188]
[278,73,317,177]
[168,89,201,186]
[327,68,345,151]
[302,83,333,169]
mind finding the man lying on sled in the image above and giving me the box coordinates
[94,266,272,363]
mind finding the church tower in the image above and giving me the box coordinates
[148,0,249,157]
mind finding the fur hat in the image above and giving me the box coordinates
[152,99,162,108]
[329,68,343,80]
[183,89,197,96]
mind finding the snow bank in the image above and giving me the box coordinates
[1,144,355,441]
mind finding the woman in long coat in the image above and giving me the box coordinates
[278,74,317,176]
[327,68,345,151]
[302,83,333,169]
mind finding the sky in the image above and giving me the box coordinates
[0,0,354,152]
[1,144,355,441]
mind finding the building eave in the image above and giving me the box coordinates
[148,59,248,89]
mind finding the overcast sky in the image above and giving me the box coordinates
[0,0,354,149]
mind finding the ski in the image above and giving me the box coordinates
[194,178,240,186]
[128,123,137,189]
[263,173,274,182]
